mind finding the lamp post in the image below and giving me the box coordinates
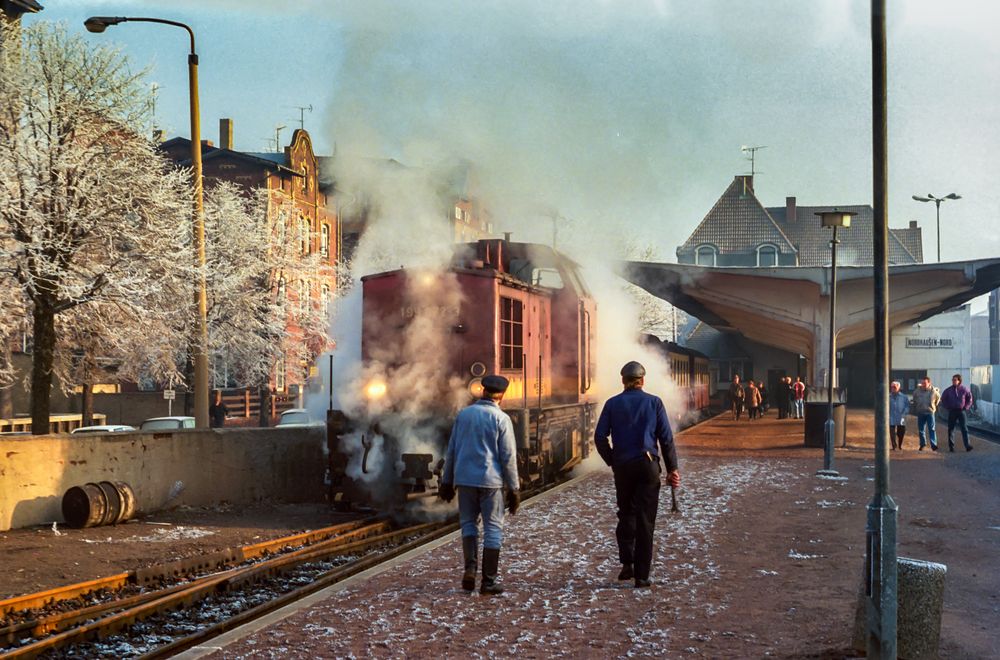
[816,209,856,476]
[911,192,960,262]
[85,16,210,428]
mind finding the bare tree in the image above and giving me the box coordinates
[0,23,192,433]
[621,239,687,341]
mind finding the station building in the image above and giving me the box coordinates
[631,174,1000,405]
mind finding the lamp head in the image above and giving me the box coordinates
[912,195,931,202]
[816,209,856,229]
[945,193,961,200]
[84,16,127,33]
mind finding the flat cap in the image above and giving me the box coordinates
[620,361,646,379]
[481,374,510,394]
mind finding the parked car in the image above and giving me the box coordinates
[139,416,196,431]
[71,425,136,434]
[275,408,322,428]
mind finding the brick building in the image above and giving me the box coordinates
[161,119,338,401]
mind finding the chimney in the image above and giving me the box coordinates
[909,220,918,228]
[735,174,754,195]
[786,196,796,223]
[219,118,234,150]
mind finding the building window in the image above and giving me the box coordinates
[756,244,778,267]
[500,296,524,370]
[321,223,330,257]
[299,279,310,315]
[321,284,330,316]
[695,245,717,267]
[455,206,462,220]
[277,210,288,245]
[302,167,309,193]
[300,217,310,254]
[275,355,286,392]
[277,276,286,302]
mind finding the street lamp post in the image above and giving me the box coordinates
[85,16,210,428]
[911,192,960,262]
[816,209,856,477]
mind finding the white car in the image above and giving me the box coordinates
[275,408,323,428]
[71,425,136,434]
[140,416,196,431]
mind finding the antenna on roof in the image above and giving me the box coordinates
[287,104,313,130]
[740,145,767,176]
[274,124,287,152]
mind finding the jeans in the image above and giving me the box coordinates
[917,413,937,449]
[458,487,505,549]
[793,399,804,419]
[947,410,971,450]
[613,455,661,582]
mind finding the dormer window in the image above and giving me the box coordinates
[756,244,778,267]
[695,245,717,267]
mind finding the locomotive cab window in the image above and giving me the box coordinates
[500,296,524,370]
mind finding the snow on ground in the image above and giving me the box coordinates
[219,457,804,658]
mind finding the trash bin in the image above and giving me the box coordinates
[804,402,846,447]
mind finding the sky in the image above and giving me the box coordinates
[27,0,1000,309]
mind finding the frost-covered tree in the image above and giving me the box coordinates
[201,184,331,402]
[0,23,192,433]
[622,239,688,341]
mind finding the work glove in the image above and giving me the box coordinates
[666,470,681,489]
[506,489,520,514]
[438,482,455,503]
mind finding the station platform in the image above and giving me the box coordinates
[187,410,1000,659]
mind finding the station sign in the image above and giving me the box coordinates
[163,389,176,400]
[904,337,954,349]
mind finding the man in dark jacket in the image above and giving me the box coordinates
[594,361,680,588]
[940,373,974,452]
[728,375,745,421]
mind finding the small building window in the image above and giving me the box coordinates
[500,296,524,370]
[695,245,717,267]
[455,206,462,220]
[275,355,286,392]
[756,244,778,267]
[321,223,330,257]
[299,279,310,314]
[277,210,288,244]
[277,276,286,302]
[300,217,310,254]
[321,284,330,316]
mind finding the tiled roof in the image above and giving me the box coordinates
[768,204,921,266]
[678,176,797,255]
[891,226,923,262]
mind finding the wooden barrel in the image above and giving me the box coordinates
[97,481,122,525]
[62,483,108,529]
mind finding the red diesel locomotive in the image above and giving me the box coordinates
[327,238,597,510]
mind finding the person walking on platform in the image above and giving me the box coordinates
[728,375,745,421]
[758,382,769,414]
[941,373,974,452]
[594,361,681,589]
[889,381,910,450]
[911,376,941,451]
[792,377,806,419]
[439,375,520,595]
[746,380,761,420]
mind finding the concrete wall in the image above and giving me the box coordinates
[0,426,326,531]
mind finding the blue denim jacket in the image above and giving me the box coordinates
[443,399,519,490]
[889,391,910,426]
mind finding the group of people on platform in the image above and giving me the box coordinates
[726,374,806,421]
[890,374,975,452]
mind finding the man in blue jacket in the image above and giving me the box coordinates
[439,374,520,595]
[595,361,681,588]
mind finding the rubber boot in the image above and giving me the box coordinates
[479,547,503,595]
[461,536,478,591]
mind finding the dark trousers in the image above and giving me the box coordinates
[892,424,906,449]
[947,410,971,450]
[613,456,661,581]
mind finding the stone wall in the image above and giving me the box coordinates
[0,427,326,531]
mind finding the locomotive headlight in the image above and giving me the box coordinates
[468,378,484,399]
[365,380,387,400]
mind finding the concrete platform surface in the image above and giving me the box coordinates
[194,410,1000,658]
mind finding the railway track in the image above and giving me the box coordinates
[0,471,604,659]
